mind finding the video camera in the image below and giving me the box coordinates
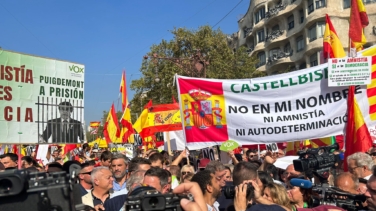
[222,183,254,200]
[0,169,85,211]
[125,186,192,211]
[312,185,367,211]
[293,143,340,183]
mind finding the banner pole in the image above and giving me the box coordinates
[166,131,173,161]
[257,144,260,160]
[18,144,22,169]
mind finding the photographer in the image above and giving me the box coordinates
[232,161,286,211]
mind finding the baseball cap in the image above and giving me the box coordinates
[298,205,345,211]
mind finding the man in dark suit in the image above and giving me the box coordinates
[41,101,84,143]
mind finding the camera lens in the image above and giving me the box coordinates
[0,178,13,192]
[149,197,159,207]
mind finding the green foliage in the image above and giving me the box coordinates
[130,25,266,114]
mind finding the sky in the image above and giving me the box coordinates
[0,0,249,126]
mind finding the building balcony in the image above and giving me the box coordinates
[267,50,293,65]
[246,47,254,54]
[243,27,253,38]
[265,3,287,19]
[265,30,284,42]
[256,61,266,68]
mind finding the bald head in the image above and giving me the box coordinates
[282,164,301,182]
[334,172,359,194]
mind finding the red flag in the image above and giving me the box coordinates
[349,0,369,50]
[103,103,121,144]
[172,96,177,104]
[345,86,373,171]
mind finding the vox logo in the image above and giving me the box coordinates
[69,65,84,73]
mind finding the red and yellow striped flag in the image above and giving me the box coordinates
[118,70,134,143]
[349,0,369,51]
[323,14,346,59]
[363,46,376,120]
[103,103,121,144]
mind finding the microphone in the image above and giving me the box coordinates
[290,178,312,189]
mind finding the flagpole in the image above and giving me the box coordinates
[18,144,21,169]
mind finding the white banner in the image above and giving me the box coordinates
[177,47,376,147]
[0,50,85,144]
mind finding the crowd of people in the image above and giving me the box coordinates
[2,144,376,211]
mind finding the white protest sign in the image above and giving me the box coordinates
[328,57,372,87]
[266,143,279,152]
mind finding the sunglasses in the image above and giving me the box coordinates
[182,171,191,175]
[81,171,92,175]
[371,153,376,156]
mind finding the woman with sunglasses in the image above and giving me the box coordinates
[180,164,195,183]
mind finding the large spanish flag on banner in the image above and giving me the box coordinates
[178,78,228,145]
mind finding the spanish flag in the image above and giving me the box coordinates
[119,70,127,112]
[349,0,369,51]
[90,121,101,128]
[103,103,121,144]
[133,100,153,139]
[323,14,346,59]
[345,86,373,171]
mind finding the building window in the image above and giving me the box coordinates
[288,15,295,30]
[296,35,305,52]
[255,7,266,24]
[299,10,304,23]
[308,25,317,42]
[310,53,318,67]
[363,0,376,5]
[300,62,307,69]
[317,22,325,38]
[258,52,266,66]
[343,0,351,8]
[291,0,296,2]
[272,25,280,31]
[257,30,265,43]
[316,0,326,8]
[308,0,314,14]
[284,42,292,55]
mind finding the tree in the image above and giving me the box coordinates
[130,25,266,115]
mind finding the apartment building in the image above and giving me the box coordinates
[228,0,376,74]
